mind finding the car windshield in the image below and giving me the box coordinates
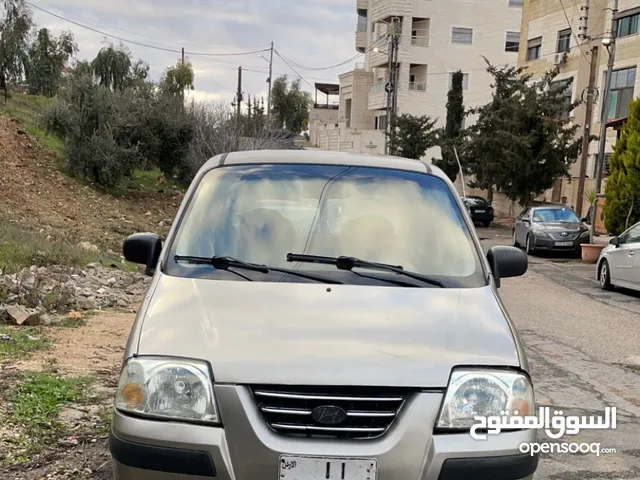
[464,197,487,206]
[166,163,485,286]
[533,208,580,223]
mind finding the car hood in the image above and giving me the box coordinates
[537,222,585,231]
[136,274,521,387]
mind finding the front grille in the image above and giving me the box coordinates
[250,385,410,440]
[549,232,578,240]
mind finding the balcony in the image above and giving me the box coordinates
[357,0,368,11]
[408,82,427,91]
[356,29,367,53]
[370,0,411,23]
[368,48,388,68]
[368,83,387,110]
[411,34,429,48]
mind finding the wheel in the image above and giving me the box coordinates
[512,229,520,247]
[483,221,491,228]
[525,234,535,255]
[599,259,613,290]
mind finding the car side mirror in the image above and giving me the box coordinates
[609,237,619,247]
[123,232,163,276]
[486,246,528,288]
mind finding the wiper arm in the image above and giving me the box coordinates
[174,255,343,284]
[287,253,444,288]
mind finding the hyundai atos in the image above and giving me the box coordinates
[110,150,538,480]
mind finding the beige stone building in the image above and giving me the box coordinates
[517,0,640,217]
[309,0,523,159]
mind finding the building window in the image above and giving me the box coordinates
[452,27,473,45]
[505,31,520,52]
[375,114,387,130]
[509,0,523,6]
[552,77,574,118]
[526,37,542,61]
[557,29,571,53]
[449,72,469,91]
[616,12,639,38]
[605,66,636,120]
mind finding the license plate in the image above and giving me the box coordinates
[555,241,573,247]
[279,455,377,480]
[475,209,486,213]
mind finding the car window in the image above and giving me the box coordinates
[623,224,640,244]
[166,163,486,287]
[532,208,580,223]
[520,208,531,220]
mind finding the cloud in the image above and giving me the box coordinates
[30,0,356,104]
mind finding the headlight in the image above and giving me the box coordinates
[115,357,219,424]
[580,230,590,237]
[531,229,548,237]
[436,369,534,430]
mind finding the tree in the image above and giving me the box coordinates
[270,76,311,134]
[0,0,33,83]
[435,70,465,181]
[91,43,132,91]
[603,97,640,235]
[466,61,583,206]
[26,28,76,96]
[160,58,194,98]
[390,114,437,159]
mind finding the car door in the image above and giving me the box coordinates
[516,208,531,245]
[623,224,640,288]
[608,224,640,284]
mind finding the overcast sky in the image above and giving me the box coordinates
[30,0,356,105]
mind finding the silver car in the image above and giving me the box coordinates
[110,150,538,480]
[597,220,640,291]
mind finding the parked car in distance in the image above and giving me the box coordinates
[597,220,640,292]
[512,204,590,256]
[110,150,537,480]
[462,195,494,227]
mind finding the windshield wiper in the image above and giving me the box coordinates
[286,254,444,288]
[174,255,343,284]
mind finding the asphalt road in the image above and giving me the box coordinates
[477,225,640,479]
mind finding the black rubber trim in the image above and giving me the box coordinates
[109,433,216,477]
[219,152,229,166]
[438,453,538,480]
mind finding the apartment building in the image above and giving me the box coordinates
[519,0,640,214]
[310,0,524,157]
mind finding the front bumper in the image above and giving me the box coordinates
[110,385,538,480]
[531,233,589,252]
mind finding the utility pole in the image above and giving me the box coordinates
[592,0,619,240]
[266,41,274,129]
[384,18,400,156]
[576,45,598,218]
[236,66,243,132]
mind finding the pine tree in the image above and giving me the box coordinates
[434,70,465,181]
[603,97,640,235]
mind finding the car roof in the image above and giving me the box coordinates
[200,149,448,180]
[532,204,574,209]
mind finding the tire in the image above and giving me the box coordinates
[599,259,613,290]
[512,229,520,247]
[525,234,535,255]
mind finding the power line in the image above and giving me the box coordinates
[558,0,590,61]
[274,49,316,90]
[25,1,270,57]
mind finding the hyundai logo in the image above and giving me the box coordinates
[311,405,348,425]
[561,232,568,237]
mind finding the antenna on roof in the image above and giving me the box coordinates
[453,146,466,198]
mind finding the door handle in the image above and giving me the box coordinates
[629,250,636,256]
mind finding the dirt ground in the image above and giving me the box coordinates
[0,115,180,251]
[0,312,135,479]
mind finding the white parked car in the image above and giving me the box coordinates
[596,221,640,291]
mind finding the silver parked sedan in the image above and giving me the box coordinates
[110,150,538,480]
[597,220,640,291]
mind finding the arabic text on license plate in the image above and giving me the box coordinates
[555,241,573,247]
[279,455,377,480]
[475,209,486,213]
